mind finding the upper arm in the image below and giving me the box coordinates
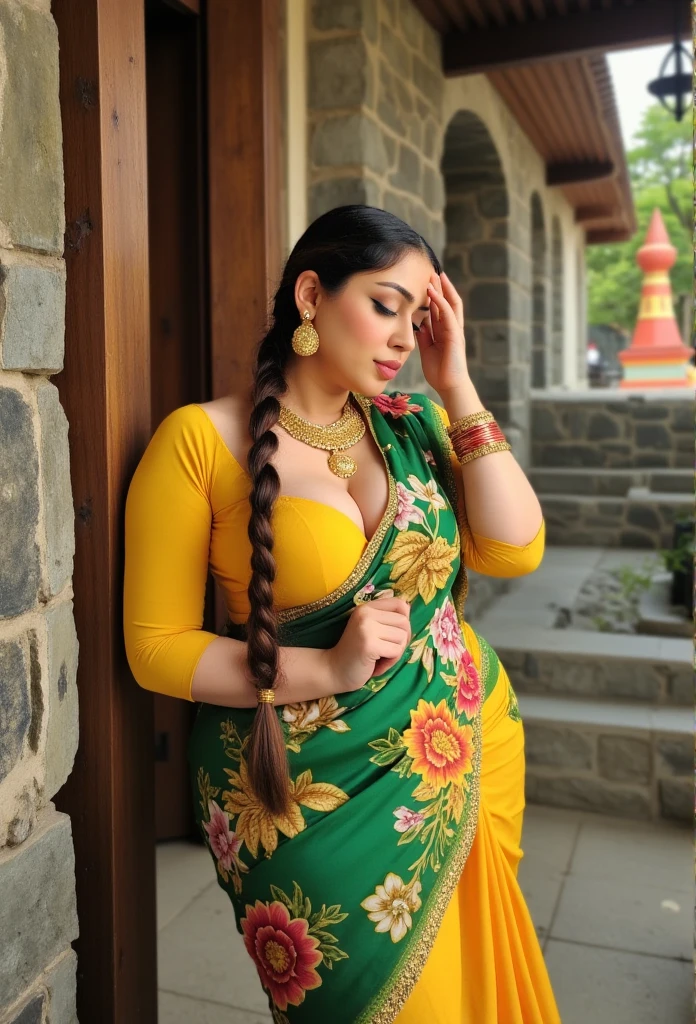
[429,398,545,578]
[123,405,220,701]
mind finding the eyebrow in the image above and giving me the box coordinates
[376,281,429,312]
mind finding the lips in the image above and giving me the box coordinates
[374,360,401,380]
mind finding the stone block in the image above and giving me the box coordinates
[37,383,75,597]
[587,412,620,441]
[0,639,31,784]
[531,405,562,441]
[479,324,510,365]
[635,424,671,449]
[0,809,79,1009]
[668,665,693,705]
[658,778,691,822]
[45,949,78,1024]
[476,187,508,218]
[655,735,693,776]
[444,199,483,243]
[422,165,444,212]
[388,144,421,194]
[537,444,605,468]
[309,37,370,110]
[525,724,594,770]
[0,388,40,616]
[44,602,79,800]
[669,403,694,432]
[631,405,669,420]
[619,529,656,549]
[525,774,652,820]
[380,21,409,71]
[311,114,390,176]
[467,282,509,321]
[309,176,380,221]
[0,5,64,252]
[469,242,508,278]
[626,504,660,532]
[382,190,410,223]
[9,994,44,1024]
[423,116,438,155]
[412,56,443,108]
[312,0,378,41]
[0,262,66,373]
[597,735,651,784]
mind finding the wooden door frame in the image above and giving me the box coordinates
[52,0,283,1018]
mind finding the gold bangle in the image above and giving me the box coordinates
[447,410,494,434]
[455,440,512,465]
[257,688,276,704]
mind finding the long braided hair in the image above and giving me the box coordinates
[244,205,440,816]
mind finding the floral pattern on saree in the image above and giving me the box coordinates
[240,881,349,1020]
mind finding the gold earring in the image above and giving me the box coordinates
[291,311,320,356]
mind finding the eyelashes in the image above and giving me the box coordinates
[372,299,424,334]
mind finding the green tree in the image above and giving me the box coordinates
[586,103,692,336]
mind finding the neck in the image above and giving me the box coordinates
[282,362,350,424]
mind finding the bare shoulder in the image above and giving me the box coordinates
[197,393,253,468]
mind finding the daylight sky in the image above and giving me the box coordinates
[607,42,692,150]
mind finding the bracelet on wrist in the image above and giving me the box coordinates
[447,412,512,464]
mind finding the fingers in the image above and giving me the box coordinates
[367,596,411,616]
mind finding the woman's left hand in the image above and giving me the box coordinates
[415,271,471,396]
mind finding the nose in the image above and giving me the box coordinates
[391,319,416,353]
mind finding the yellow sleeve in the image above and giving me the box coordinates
[430,399,545,578]
[123,405,221,701]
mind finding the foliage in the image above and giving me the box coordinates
[587,103,692,333]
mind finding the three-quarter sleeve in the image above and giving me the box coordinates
[430,399,545,578]
[123,406,221,701]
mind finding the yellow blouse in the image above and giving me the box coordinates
[123,402,545,701]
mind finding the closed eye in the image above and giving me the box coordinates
[373,298,423,334]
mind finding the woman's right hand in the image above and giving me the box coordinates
[325,597,412,693]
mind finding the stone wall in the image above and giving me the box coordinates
[0,2,79,1022]
[307,0,587,465]
[531,391,694,469]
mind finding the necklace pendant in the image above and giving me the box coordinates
[328,450,358,478]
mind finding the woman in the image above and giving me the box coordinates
[124,206,561,1023]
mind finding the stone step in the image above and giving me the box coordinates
[492,626,691,706]
[537,492,691,548]
[529,466,693,497]
[517,693,692,824]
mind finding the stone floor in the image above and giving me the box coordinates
[156,806,693,1023]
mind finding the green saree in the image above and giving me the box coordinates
[187,392,501,1023]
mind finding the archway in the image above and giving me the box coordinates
[440,109,530,463]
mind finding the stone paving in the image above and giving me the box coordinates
[156,805,693,1023]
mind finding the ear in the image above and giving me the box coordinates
[294,270,321,318]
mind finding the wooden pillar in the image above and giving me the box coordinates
[207,0,284,398]
[52,1,156,1020]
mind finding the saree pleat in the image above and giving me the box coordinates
[396,659,561,1024]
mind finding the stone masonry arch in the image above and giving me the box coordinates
[441,109,530,464]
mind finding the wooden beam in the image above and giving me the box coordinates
[586,227,634,244]
[206,0,284,398]
[443,0,690,76]
[52,0,156,1020]
[546,160,615,186]
[575,204,620,223]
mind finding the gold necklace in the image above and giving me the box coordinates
[277,396,366,478]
